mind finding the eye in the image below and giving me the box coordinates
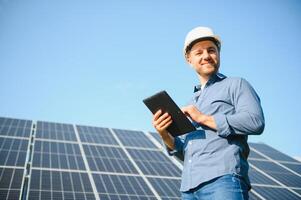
[208,48,217,54]
[195,51,203,56]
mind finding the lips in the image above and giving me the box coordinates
[201,63,214,66]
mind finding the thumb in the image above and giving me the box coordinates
[181,108,190,117]
[181,106,188,113]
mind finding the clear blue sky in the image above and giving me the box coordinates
[1,0,300,158]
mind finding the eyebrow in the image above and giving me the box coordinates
[208,46,217,50]
[193,46,217,53]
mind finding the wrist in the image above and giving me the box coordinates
[197,114,208,125]
[198,115,217,130]
[160,131,170,140]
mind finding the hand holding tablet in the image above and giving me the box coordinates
[143,91,196,137]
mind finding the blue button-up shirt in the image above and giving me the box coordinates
[169,73,265,192]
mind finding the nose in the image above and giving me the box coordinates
[202,50,210,60]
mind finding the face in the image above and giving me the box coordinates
[186,40,220,78]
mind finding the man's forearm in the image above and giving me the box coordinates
[198,115,217,131]
[182,105,217,131]
[160,132,175,150]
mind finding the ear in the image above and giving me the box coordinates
[187,59,194,68]
[186,53,192,64]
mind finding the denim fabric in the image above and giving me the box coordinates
[181,174,249,200]
[167,73,265,192]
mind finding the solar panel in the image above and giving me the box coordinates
[249,150,267,160]
[250,142,300,163]
[27,169,96,200]
[113,129,157,149]
[36,121,77,141]
[0,137,29,167]
[248,190,262,200]
[149,132,164,146]
[252,186,301,200]
[294,189,301,195]
[77,125,118,145]
[127,148,181,177]
[83,144,138,174]
[281,162,301,174]
[1,116,301,200]
[0,118,32,200]
[32,140,86,170]
[92,173,157,199]
[248,167,280,185]
[147,177,181,199]
[249,160,301,188]
[0,167,25,200]
[0,117,32,138]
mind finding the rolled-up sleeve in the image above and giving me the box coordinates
[213,78,265,137]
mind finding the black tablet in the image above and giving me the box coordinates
[143,90,196,137]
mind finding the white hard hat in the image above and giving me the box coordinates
[183,26,221,58]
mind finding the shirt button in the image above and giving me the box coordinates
[189,141,192,145]
[188,160,192,163]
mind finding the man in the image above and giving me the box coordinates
[152,27,264,200]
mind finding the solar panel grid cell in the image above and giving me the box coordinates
[149,132,164,146]
[148,177,181,199]
[32,140,86,170]
[248,190,263,200]
[293,189,301,195]
[83,144,138,174]
[0,137,29,167]
[281,163,301,175]
[77,125,118,145]
[41,170,51,191]
[252,186,301,200]
[127,149,182,177]
[36,121,77,141]
[248,150,267,160]
[250,142,300,163]
[0,168,24,200]
[249,167,280,185]
[0,117,32,138]
[264,151,300,163]
[92,173,156,199]
[249,160,301,188]
[113,129,157,149]
[28,169,96,200]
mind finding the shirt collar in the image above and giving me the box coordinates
[194,73,227,93]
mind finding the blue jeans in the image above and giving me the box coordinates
[181,174,249,200]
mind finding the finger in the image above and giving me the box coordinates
[158,115,172,128]
[155,114,170,127]
[156,119,172,132]
[153,112,169,127]
[181,106,188,113]
[152,111,161,125]
[153,109,162,121]
[161,120,173,130]
[157,112,170,124]
[181,108,189,116]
